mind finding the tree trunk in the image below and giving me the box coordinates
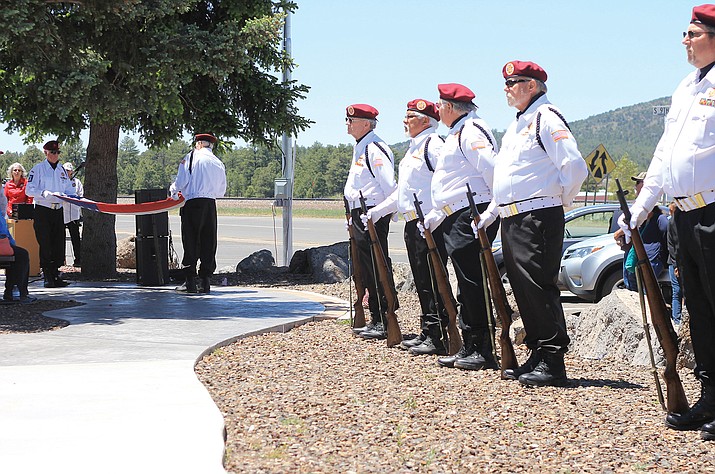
[82,122,120,279]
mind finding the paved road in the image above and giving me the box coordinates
[111,214,589,315]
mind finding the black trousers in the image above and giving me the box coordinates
[441,205,499,338]
[674,203,715,386]
[404,219,450,337]
[350,208,397,325]
[33,205,66,273]
[66,220,81,264]
[501,206,569,353]
[180,198,218,278]
[3,245,30,297]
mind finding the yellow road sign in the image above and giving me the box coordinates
[585,144,615,183]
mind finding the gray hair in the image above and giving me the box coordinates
[534,79,548,94]
[413,112,439,129]
[197,140,213,149]
[367,119,377,131]
[6,162,26,179]
[442,99,478,113]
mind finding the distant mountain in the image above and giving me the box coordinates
[389,97,671,170]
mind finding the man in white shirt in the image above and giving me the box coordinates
[62,162,83,267]
[620,5,715,439]
[343,103,398,340]
[25,140,76,288]
[363,99,448,354]
[170,133,227,294]
[478,61,587,387]
[421,83,501,371]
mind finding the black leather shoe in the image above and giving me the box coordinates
[360,322,387,340]
[666,385,715,431]
[44,278,57,288]
[437,344,472,368]
[518,352,568,387]
[503,350,542,381]
[400,334,426,350]
[198,277,210,294]
[409,337,448,356]
[701,420,715,441]
[54,277,70,287]
[175,281,197,294]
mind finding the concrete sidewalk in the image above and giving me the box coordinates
[0,282,346,473]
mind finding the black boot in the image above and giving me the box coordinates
[53,269,70,287]
[503,350,542,381]
[409,336,448,356]
[360,321,387,340]
[175,269,197,293]
[437,338,473,368]
[454,331,498,371]
[400,333,426,350]
[702,420,715,440]
[666,384,715,431]
[198,276,210,294]
[518,350,568,387]
[43,269,57,288]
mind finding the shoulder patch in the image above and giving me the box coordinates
[27,174,33,182]
[470,139,487,150]
[551,129,570,142]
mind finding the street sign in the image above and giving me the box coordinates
[584,144,615,183]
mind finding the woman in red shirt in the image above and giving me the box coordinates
[4,162,33,218]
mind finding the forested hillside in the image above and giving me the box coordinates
[0,97,671,199]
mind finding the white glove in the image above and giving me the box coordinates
[41,190,54,198]
[423,210,445,231]
[367,206,388,222]
[616,214,631,243]
[477,210,497,230]
[170,191,180,201]
[360,213,369,227]
[416,221,426,238]
[617,205,647,244]
[344,216,352,232]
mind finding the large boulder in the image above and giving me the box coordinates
[236,249,275,274]
[116,236,136,269]
[289,242,349,283]
[570,289,692,368]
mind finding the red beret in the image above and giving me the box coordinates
[502,60,548,82]
[692,4,715,27]
[437,83,475,103]
[43,140,60,151]
[346,104,379,120]
[407,99,440,121]
[194,133,217,144]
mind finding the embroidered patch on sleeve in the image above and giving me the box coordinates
[27,174,33,182]
[470,139,487,150]
[551,129,570,142]
[373,156,383,167]
[355,155,365,166]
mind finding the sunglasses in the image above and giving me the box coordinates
[48,151,61,155]
[346,117,366,124]
[505,79,529,88]
[404,114,420,120]
[683,30,713,39]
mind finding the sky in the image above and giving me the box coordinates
[0,1,702,153]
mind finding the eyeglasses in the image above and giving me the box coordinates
[12,169,21,172]
[48,151,61,155]
[505,79,529,88]
[345,117,356,123]
[683,30,714,39]
[405,114,420,120]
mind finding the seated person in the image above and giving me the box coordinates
[0,217,36,303]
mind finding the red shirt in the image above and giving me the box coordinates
[4,178,33,217]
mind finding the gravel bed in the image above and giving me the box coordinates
[196,277,715,474]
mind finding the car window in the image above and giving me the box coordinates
[565,211,616,238]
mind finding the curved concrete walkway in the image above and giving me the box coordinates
[0,282,346,473]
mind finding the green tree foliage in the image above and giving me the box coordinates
[0,1,310,278]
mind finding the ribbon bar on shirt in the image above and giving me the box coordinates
[498,195,563,219]
[674,189,715,212]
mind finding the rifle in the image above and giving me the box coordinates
[359,191,402,347]
[466,183,519,376]
[343,198,366,329]
[412,193,462,355]
[615,178,688,414]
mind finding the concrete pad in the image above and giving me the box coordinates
[0,282,346,473]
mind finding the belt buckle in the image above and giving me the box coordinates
[694,192,707,209]
[442,205,453,216]
[508,203,519,217]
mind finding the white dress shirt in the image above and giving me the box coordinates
[170,147,227,200]
[26,160,76,208]
[343,130,397,209]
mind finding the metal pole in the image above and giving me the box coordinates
[281,10,293,266]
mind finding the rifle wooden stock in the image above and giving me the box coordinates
[412,194,462,355]
[359,193,402,347]
[343,198,366,329]
[466,185,518,376]
[615,179,688,414]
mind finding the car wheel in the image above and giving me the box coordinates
[597,269,623,302]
